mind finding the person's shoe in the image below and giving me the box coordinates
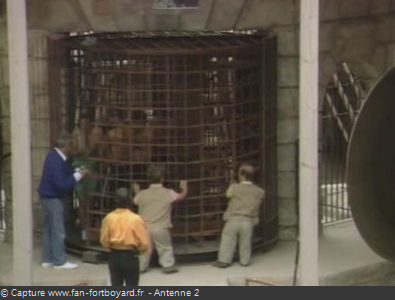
[162,266,178,274]
[53,262,78,270]
[41,263,53,268]
[140,268,149,274]
[240,262,250,267]
[212,261,230,268]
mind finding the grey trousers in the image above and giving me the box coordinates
[140,227,175,271]
[217,220,254,265]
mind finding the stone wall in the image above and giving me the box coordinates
[320,0,395,100]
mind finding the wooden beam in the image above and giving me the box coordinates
[299,0,320,286]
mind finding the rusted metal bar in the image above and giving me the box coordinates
[342,62,363,108]
[332,73,355,121]
[324,93,349,142]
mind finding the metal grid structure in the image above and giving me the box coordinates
[153,0,199,9]
[48,31,278,256]
[320,62,365,224]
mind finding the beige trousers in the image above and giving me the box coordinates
[217,220,254,265]
[140,227,175,271]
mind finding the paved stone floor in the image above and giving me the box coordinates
[0,221,393,286]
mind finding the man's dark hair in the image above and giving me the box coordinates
[148,165,165,184]
[114,188,130,209]
[239,163,255,182]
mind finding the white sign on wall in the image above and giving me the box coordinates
[153,0,199,9]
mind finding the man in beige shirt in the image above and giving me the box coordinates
[133,165,188,274]
[213,164,265,268]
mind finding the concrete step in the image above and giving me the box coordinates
[0,279,107,286]
[227,262,395,286]
[227,276,293,286]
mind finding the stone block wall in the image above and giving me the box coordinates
[320,0,395,101]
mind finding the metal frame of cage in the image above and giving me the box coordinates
[47,31,278,258]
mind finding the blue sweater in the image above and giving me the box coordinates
[37,149,77,199]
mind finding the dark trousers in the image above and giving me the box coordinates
[108,250,140,286]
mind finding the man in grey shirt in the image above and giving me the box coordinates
[133,165,188,274]
[213,164,265,268]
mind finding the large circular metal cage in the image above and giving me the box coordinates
[48,31,278,260]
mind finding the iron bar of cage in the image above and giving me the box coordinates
[62,31,263,40]
[340,73,350,221]
[330,90,336,222]
[83,82,261,93]
[325,93,349,143]
[339,77,348,220]
[216,56,224,238]
[320,109,327,224]
[332,73,355,121]
[336,103,342,222]
[198,54,205,246]
[321,111,361,119]
[70,66,257,76]
[201,54,211,246]
[60,32,274,253]
[342,62,362,107]
[183,55,190,246]
[80,100,261,113]
[322,203,349,210]
[76,126,266,143]
[60,45,264,56]
[330,87,337,222]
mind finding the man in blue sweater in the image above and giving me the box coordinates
[38,133,89,270]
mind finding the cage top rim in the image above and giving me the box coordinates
[67,30,267,39]
[60,30,268,55]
